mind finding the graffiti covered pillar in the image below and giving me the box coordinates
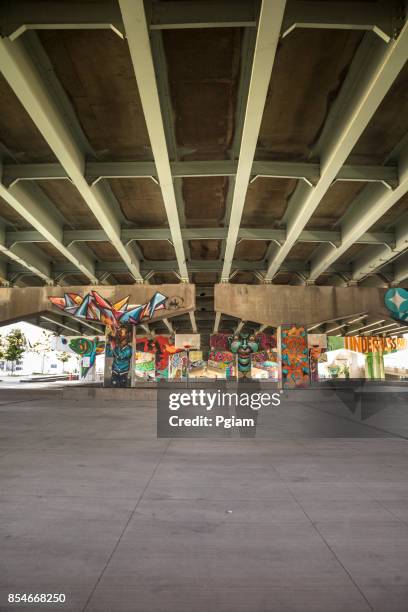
[104,325,133,387]
[365,351,385,380]
[278,325,310,388]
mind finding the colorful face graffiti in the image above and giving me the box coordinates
[210,332,276,377]
[230,334,260,375]
[106,326,133,387]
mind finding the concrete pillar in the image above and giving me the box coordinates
[278,325,310,388]
[104,325,133,387]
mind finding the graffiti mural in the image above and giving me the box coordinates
[309,347,324,383]
[169,351,188,380]
[135,335,182,380]
[308,334,327,384]
[384,288,408,323]
[280,325,310,388]
[106,326,133,387]
[342,336,408,353]
[134,351,156,381]
[251,350,279,380]
[210,332,276,377]
[68,337,105,379]
[230,334,261,376]
[55,335,105,379]
[49,290,181,327]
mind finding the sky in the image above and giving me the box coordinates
[0,321,49,344]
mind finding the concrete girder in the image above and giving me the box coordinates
[2,159,399,186]
[213,311,222,334]
[214,284,393,328]
[39,314,83,335]
[1,0,400,41]
[5,227,397,248]
[393,251,408,284]
[148,27,197,334]
[265,24,408,281]
[234,320,246,334]
[220,27,257,263]
[0,36,143,282]
[8,259,358,278]
[0,242,52,284]
[281,0,400,43]
[0,284,195,329]
[221,0,287,281]
[162,318,174,335]
[118,0,188,282]
[0,181,97,283]
[310,144,408,281]
[364,321,405,334]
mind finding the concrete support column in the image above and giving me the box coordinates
[278,324,310,389]
[104,325,133,388]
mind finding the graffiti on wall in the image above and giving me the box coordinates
[106,326,133,387]
[55,335,105,379]
[280,325,309,388]
[385,288,408,323]
[134,351,156,380]
[208,349,234,373]
[328,335,407,354]
[135,335,182,380]
[309,347,325,383]
[250,350,279,380]
[65,336,105,379]
[50,290,181,327]
[169,351,188,380]
[230,334,261,376]
[210,332,276,377]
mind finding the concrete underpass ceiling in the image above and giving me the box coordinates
[0,0,407,336]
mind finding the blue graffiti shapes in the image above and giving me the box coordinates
[384,288,408,323]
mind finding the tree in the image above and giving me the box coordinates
[57,351,70,373]
[4,329,27,375]
[0,335,5,362]
[30,330,55,373]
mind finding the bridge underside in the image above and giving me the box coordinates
[0,1,407,341]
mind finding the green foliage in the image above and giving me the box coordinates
[4,329,27,373]
[0,335,5,361]
[30,330,54,354]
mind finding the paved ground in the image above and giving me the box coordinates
[1,391,408,611]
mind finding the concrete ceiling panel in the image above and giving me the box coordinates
[0,74,56,163]
[138,240,175,261]
[234,240,269,261]
[257,30,363,161]
[348,63,408,164]
[86,241,121,261]
[286,242,318,262]
[306,181,367,229]
[108,178,169,226]
[189,239,221,260]
[242,178,296,226]
[39,180,100,229]
[183,177,228,226]
[370,191,408,231]
[0,196,31,229]
[163,28,241,159]
[39,30,151,160]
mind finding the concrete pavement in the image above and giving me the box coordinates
[0,391,408,611]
